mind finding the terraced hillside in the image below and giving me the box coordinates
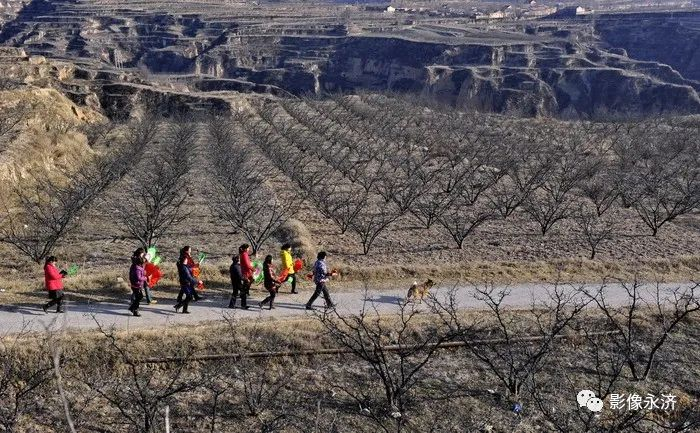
[0,0,699,117]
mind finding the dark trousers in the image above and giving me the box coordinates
[289,273,297,292]
[175,290,193,313]
[229,284,248,308]
[306,282,332,308]
[260,285,277,308]
[177,286,200,303]
[129,287,143,311]
[45,290,64,312]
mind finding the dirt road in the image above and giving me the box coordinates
[0,282,694,334]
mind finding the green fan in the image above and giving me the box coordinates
[66,264,79,276]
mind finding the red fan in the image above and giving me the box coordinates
[278,269,289,284]
[293,259,303,272]
[144,262,163,288]
[192,264,205,291]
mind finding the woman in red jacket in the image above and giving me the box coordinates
[239,244,253,279]
[239,244,254,299]
[42,256,67,313]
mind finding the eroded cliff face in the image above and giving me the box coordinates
[596,11,700,82]
[1,0,698,117]
[317,36,700,116]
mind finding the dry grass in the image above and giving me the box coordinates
[332,255,700,284]
[2,309,698,432]
[272,218,316,259]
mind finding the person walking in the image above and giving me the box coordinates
[280,243,298,294]
[42,256,67,313]
[174,249,201,314]
[305,251,335,310]
[128,255,146,316]
[259,255,280,310]
[133,248,157,304]
[228,255,249,309]
[176,246,202,303]
[239,243,254,298]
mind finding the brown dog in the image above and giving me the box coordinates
[406,279,435,302]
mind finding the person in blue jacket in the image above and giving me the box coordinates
[174,248,201,314]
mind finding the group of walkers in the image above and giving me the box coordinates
[41,243,337,315]
[223,244,335,313]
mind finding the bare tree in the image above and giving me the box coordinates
[373,138,436,215]
[616,121,700,235]
[582,280,700,382]
[0,328,53,432]
[432,283,588,398]
[198,314,301,432]
[110,118,196,248]
[317,296,451,433]
[80,322,201,433]
[531,281,700,432]
[0,116,157,262]
[312,185,367,235]
[574,204,618,260]
[373,169,423,215]
[411,191,452,229]
[436,201,494,249]
[578,164,621,217]
[628,163,700,236]
[530,336,648,433]
[209,167,292,255]
[524,144,596,236]
[349,205,400,255]
[486,138,552,219]
[206,118,294,254]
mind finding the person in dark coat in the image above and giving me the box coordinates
[128,255,146,316]
[305,251,335,310]
[228,255,249,309]
[259,255,280,310]
[174,250,201,314]
[176,246,202,303]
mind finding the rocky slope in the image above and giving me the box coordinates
[596,11,700,82]
[0,0,698,117]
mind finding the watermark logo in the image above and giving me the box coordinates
[577,389,604,412]
[578,390,678,412]
[609,393,677,411]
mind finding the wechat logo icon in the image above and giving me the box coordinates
[577,390,604,412]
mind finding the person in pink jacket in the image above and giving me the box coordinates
[128,255,146,317]
[42,256,67,313]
